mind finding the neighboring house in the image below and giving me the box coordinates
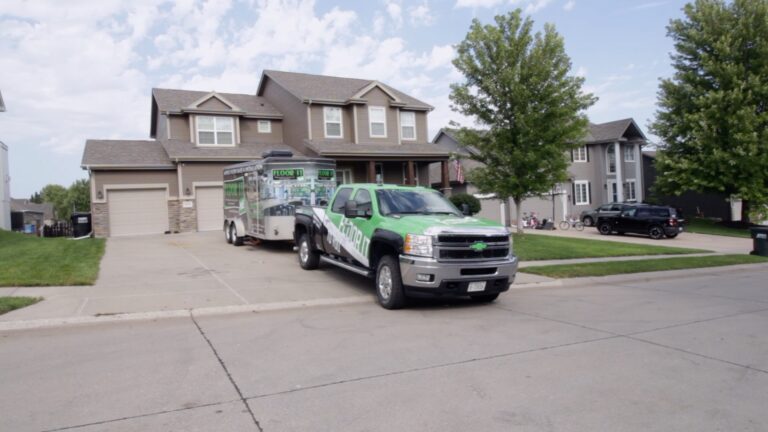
[642,151,731,220]
[10,199,54,232]
[430,118,648,224]
[1,90,10,231]
[82,70,451,237]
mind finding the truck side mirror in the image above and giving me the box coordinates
[461,203,471,216]
[344,200,359,218]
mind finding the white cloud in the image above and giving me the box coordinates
[563,0,575,11]
[455,0,506,8]
[525,0,552,13]
[409,2,435,27]
[386,1,403,28]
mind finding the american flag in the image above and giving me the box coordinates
[454,159,465,184]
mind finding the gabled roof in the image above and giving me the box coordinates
[161,139,304,161]
[0,90,5,112]
[258,70,433,110]
[303,139,449,159]
[151,88,282,117]
[432,128,481,156]
[588,118,647,143]
[81,140,174,169]
[10,199,54,219]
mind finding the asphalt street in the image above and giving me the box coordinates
[2,265,767,431]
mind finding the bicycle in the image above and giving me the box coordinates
[558,215,584,231]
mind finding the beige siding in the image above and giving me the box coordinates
[357,87,399,143]
[168,115,190,141]
[155,113,168,140]
[180,162,228,195]
[239,118,283,143]
[259,78,308,150]
[310,105,353,141]
[198,97,231,110]
[415,112,428,143]
[93,170,178,198]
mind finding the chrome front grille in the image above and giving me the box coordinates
[434,234,510,262]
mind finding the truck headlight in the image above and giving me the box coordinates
[404,234,433,257]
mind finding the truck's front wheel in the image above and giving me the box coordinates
[376,255,406,310]
[297,234,320,270]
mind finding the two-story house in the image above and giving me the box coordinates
[82,70,451,237]
[430,118,647,225]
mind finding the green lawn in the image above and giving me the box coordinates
[521,254,768,278]
[0,230,106,286]
[0,296,42,315]
[685,218,752,238]
[512,233,709,261]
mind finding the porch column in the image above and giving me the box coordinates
[368,161,376,183]
[406,160,415,186]
[614,141,624,202]
[441,160,451,195]
[635,144,643,202]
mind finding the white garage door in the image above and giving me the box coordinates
[108,189,169,237]
[196,186,223,231]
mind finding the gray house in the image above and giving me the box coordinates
[431,118,647,224]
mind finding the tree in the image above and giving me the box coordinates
[68,179,90,214]
[29,191,42,204]
[450,10,596,233]
[449,193,481,215]
[40,184,69,220]
[651,0,768,222]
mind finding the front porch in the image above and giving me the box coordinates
[334,158,452,192]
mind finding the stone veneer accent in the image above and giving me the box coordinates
[91,202,109,238]
[179,199,197,232]
[167,200,180,233]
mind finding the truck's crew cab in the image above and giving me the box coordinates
[294,183,518,309]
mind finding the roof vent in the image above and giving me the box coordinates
[262,149,293,158]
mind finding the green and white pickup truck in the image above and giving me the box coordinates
[294,183,518,309]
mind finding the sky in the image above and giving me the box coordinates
[0,0,690,198]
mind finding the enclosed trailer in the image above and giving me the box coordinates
[223,151,336,243]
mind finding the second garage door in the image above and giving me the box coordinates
[108,189,169,237]
[196,186,224,231]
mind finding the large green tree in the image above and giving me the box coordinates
[36,179,90,221]
[67,179,91,214]
[651,0,768,220]
[450,10,596,232]
[40,184,68,220]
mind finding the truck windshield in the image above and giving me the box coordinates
[376,189,461,216]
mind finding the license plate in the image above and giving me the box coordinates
[468,281,486,292]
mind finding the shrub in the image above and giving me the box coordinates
[449,193,481,215]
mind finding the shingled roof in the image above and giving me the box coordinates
[588,118,646,143]
[161,139,304,161]
[82,140,173,168]
[259,70,433,110]
[152,88,282,117]
[303,139,449,158]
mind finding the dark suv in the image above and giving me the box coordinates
[596,205,684,239]
[580,203,636,227]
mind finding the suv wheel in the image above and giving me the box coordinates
[648,226,665,240]
[376,255,406,310]
[598,222,612,235]
[583,216,594,227]
[297,234,320,270]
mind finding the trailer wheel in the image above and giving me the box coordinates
[224,222,232,244]
[376,255,406,310]
[230,224,244,246]
[297,234,319,270]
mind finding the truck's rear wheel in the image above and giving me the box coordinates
[224,222,232,244]
[297,234,320,270]
[230,224,244,246]
[376,255,406,310]
[470,293,499,303]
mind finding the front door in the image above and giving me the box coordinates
[607,180,618,202]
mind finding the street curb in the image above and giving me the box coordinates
[0,295,372,332]
[509,280,563,289]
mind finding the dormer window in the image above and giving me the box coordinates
[197,115,234,146]
[324,107,343,138]
[369,106,386,138]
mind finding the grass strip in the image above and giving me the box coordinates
[513,233,709,261]
[521,254,768,278]
[685,218,752,238]
[0,296,42,315]
[0,230,106,286]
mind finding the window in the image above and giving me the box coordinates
[574,181,590,205]
[331,187,353,213]
[624,179,637,201]
[624,145,635,162]
[573,146,588,162]
[335,168,353,186]
[257,120,271,133]
[400,111,416,141]
[197,116,234,146]
[324,107,343,138]
[369,106,387,138]
[608,180,618,202]
[353,189,373,217]
[606,145,616,173]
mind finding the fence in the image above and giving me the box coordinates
[43,222,73,238]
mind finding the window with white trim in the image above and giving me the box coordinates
[606,145,616,173]
[573,145,587,162]
[624,144,635,162]
[257,120,271,133]
[574,180,590,205]
[369,106,387,138]
[335,168,353,186]
[624,179,637,201]
[197,116,234,146]
[324,107,343,138]
[400,111,416,140]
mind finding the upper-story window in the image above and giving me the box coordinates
[606,144,616,173]
[324,107,343,138]
[573,145,587,162]
[197,116,234,146]
[257,120,271,133]
[624,145,635,162]
[369,106,387,138]
[400,111,416,141]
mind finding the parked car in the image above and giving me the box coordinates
[596,205,685,239]
[580,203,636,226]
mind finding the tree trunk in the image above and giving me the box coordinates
[514,197,523,234]
[741,199,750,224]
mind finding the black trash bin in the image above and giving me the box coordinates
[749,227,768,256]
[71,212,93,238]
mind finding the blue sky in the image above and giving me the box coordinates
[0,0,689,197]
